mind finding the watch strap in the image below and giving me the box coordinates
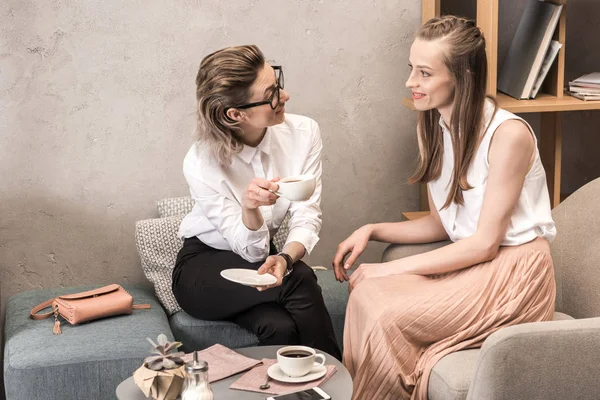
[277,252,294,276]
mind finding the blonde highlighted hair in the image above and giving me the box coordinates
[195,45,265,165]
[408,16,497,209]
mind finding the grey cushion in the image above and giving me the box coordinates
[157,196,195,218]
[428,312,574,400]
[3,285,172,400]
[316,270,349,349]
[168,270,348,352]
[169,311,259,352]
[549,177,600,318]
[135,215,184,315]
[467,316,600,400]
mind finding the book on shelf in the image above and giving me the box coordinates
[570,72,600,85]
[498,0,563,100]
[529,40,562,98]
[569,82,600,90]
[568,72,600,99]
[566,91,600,101]
[568,86,600,94]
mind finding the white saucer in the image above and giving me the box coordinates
[220,269,277,287]
[267,363,327,383]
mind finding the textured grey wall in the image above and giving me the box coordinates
[0,0,422,379]
[2,0,599,395]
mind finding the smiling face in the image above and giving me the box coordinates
[236,62,290,132]
[406,38,455,118]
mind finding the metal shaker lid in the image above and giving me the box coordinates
[185,351,208,373]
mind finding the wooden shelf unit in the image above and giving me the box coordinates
[406,0,600,211]
[403,93,600,114]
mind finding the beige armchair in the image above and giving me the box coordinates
[382,177,600,400]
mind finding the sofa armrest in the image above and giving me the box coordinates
[381,241,451,263]
[467,317,600,400]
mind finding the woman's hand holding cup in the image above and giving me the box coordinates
[242,177,281,210]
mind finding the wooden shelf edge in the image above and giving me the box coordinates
[402,211,430,220]
[496,93,600,113]
[401,93,600,113]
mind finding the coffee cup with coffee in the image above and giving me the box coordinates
[276,345,326,377]
[273,175,316,202]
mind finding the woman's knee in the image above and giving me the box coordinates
[258,317,299,344]
[288,262,318,283]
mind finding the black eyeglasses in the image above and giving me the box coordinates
[226,66,284,112]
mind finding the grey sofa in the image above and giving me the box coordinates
[3,198,348,400]
[382,177,600,400]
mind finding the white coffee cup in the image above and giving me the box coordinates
[274,175,316,201]
[276,345,326,377]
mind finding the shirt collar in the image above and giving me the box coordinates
[237,128,272,164]
[438,115,449,132]
[257,127,272,156]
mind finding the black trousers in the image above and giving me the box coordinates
[172,237,342,360]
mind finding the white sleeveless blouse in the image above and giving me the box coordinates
[428,101,557,245]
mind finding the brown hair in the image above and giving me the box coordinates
[195,45,265,165]
[409,16,497,209]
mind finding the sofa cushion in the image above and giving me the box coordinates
[169,311,260,352]
[4,285,172,400]
[135,215,183,315]
[427,311,574,400]
[157,196,195,218]
[316,269,349,348]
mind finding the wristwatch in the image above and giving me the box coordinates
[277,252,294,277]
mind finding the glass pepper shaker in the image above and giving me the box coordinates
[181,351,214,400]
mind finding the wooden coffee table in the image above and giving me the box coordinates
[116,345,353,399]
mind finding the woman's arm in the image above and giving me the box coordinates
[185,164,278,263]
[349,119,535,288]
[256,119,323,291]
[332,189,448,281]
[256,241,306,291]
[241,178,280,231]
[283,118,324,255]
[370,188,449,244]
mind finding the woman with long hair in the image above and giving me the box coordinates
[333,16,556,399]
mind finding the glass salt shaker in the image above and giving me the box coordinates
[181,351,214,400]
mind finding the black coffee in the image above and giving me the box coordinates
[280,350,312,358]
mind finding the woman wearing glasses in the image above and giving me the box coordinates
[172,45,341,359]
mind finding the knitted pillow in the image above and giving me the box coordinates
[157,196,290,252]
[134,215,183,315]
[157,196,195,218]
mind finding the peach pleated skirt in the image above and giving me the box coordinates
[343,237,556,400]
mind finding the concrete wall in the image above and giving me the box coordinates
[0,1,422,390]
[2,0,599,396]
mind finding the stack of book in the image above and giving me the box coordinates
[498,0,563,100]
[567,73,600,101]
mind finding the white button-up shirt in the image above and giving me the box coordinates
[178,114,323,262]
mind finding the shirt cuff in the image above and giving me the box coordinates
[242,220,269,243]
[237,220,270,262]
[285,226,320,255]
